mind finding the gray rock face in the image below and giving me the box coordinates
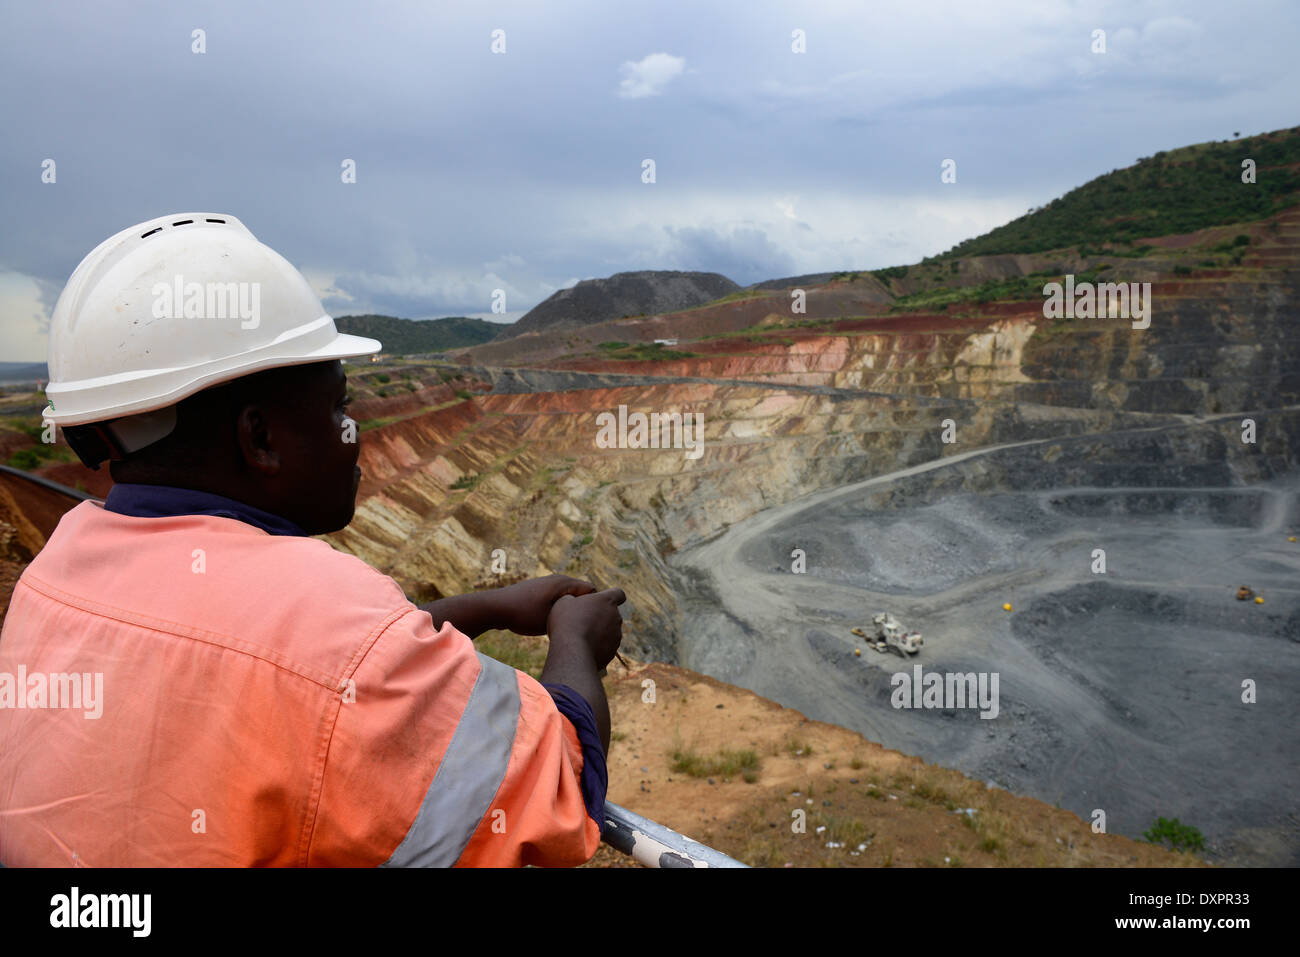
[500,270,739,339]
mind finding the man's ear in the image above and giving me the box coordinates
[235,404,280,475]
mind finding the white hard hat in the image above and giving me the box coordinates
[43,212,380,461]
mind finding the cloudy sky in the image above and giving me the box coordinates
[1,0,1297,360]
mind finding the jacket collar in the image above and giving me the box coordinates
[103,483,308,537]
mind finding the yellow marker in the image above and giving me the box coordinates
[1290,536,1297,543]
[1003,603,1013,612]
[854,648,862,657]
[1255,596,1264,604]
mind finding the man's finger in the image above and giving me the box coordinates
[597,587,627,605]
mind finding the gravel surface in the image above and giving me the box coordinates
[673,436,1300,865]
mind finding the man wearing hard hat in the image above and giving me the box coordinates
[0,213,625,866]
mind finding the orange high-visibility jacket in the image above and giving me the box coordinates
[0,500,602,866]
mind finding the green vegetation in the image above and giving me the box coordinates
[334,314,503,354]
[1103,243,1156,258]
[454,389,474,400]
[929,127,1300,259]
[374,373,391,384]
[888,273,1049,313]
[593,341,699,361]
[451,472,482,491]
[834,265,909,284]
[1142,816,1206,853]
[6,449,41,469]
[703,287,768,306]
[670,745,761,782]
[1210,234,1251,253]
[820,816,871,846]
[873,265,910,282]
[4,421,76,469]
[475,630,546,679]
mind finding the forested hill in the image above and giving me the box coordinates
[933,126,1300,260]
[334,314,506,353]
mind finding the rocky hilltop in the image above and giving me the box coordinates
[500,270,739,340]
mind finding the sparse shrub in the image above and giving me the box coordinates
[822,816,869,846]
[1142,816,1206,853]
[5,439,71,470]
[7,449,40,470]
[374,373,391,384]
[669,746,761,779]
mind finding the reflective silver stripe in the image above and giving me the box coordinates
[381,652,520,867]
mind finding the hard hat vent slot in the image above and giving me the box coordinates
[171,219,194,226]
[205,218,226,224]
[140,227,163,239]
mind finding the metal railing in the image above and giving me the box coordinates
[0,464,96,501]
[602,802,748,868]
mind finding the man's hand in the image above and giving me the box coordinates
[545,588,626,669]
[541,588,626,755]
[499,574,597,635]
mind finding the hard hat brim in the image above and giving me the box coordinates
[43,322,382,426]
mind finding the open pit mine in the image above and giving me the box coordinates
[4,132,1299,867]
